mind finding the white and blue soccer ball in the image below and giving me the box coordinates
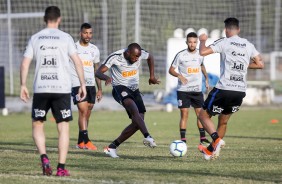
[169,140,187,157]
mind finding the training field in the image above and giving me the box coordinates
[0,108,281,184]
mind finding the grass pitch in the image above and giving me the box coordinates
[0,108,281,184]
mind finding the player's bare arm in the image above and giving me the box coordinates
[20,57,32,103]
[169,65,188,85]
[201,64,209,90]
[199,34,214,56]
[70,53,87,101]
[94,62,103,102]
[147,54,161,85]
[95,64,112,86]
[248,54,264,69]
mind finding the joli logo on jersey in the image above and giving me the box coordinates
[122,70,137,77]
[42,57,57,65]
[231,62,244,71]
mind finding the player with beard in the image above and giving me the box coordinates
[169,32,210,146]
[70,23,102,151]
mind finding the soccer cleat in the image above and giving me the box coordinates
[198,144,212,160]
[200,138,211,147]
[56,168,70,177]
[41,157,52,176]
[76,142,85,149]
[212,138,225,159]
[84,141,98,151]
[104,147,119,158]
[143,136,157,148]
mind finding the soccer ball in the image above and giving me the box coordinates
[169,140,187,157]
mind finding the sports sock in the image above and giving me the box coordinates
[109,139,120,149]
[199,128,206,138]
[210,132,219,142]
[180,129,186,139]
[57,163,65,170]
[143,133,150,138]
[78,131,84,144]
[207,144,214,152]
[40,154,48,162]
[82,130,90,143]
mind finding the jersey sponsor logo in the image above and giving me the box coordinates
[231,61,244,71]
[60,109,71,119]
[85,78,94,85]
[41,73,59,80]
[34,109,46,117]
[230,74,243,81]
[230,42,246,48]
[187,67,199,74]
[82,60,93,66]
[38,36,59,40]
[122,70,137,77]
[41,56,58,67]
[212,106,224,113]
[40,45,58,50]
[232,106,240,112]
[231,51,245,57]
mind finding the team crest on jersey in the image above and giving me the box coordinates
[121,91,128,97]
[34,109,46,117]
[178,100,182,106]
[61,109,71,119]
[212,106,224,113]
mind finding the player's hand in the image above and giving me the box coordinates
[149,77,161,85]
[178,75,188,85]
[77,85,87,101]
[105,77,112,86]
[96,89,103,102]
[205,80,209,91]
[20,86,30,103]
[199,34,208,42]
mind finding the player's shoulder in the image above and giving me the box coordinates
[175,49,187,56]
[212,37,226,45]
[88,42,100,50]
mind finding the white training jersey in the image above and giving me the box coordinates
[210,35,260,92]
[24,28,77,93]
[70,42,100,87]
[103,49,149,91]
[171,49,204,92]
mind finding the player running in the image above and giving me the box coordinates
[95,43,160,158]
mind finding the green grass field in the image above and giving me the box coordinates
[0,108,282,184]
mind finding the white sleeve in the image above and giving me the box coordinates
[23,38,33,59]
[94,49,100,64]
[141,49,149,59]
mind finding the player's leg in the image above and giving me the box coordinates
[179,108,188,142]
[217,113,232,138]
[76,101,89,148]
[195,108,210,145]
[32,93,52,176]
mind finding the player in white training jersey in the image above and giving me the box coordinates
[169,32,210,146]
[197,17,264,160]
[20,6,86,176]
[70,23,102,151]
[95,43,160,158]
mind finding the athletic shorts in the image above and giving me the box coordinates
[177,91,204,108]
[112,85,146,118]
[203,88,246,116]
[32,93,72,123]
[71,86,96,105]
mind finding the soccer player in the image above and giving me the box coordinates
[70,23,102,151]
[95,43,160,158]
[198,17,264,160]
[20,6,86,176]
[169,32,210,146]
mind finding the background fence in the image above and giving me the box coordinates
[0,0,281,95]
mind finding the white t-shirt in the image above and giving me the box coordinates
[210,35,260,92]
[171,49,204,92]
[103,49,149,91]
[70,42,100,87]
[24,28,77,93]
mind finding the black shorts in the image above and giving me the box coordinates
[112,85,146,118]
[203,88,246,116]
[177,91,204,108]
[32,93,73,123]
[71,86,96,104]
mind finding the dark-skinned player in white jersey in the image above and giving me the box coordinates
[95,43,160,158]
[198,17,264,160]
